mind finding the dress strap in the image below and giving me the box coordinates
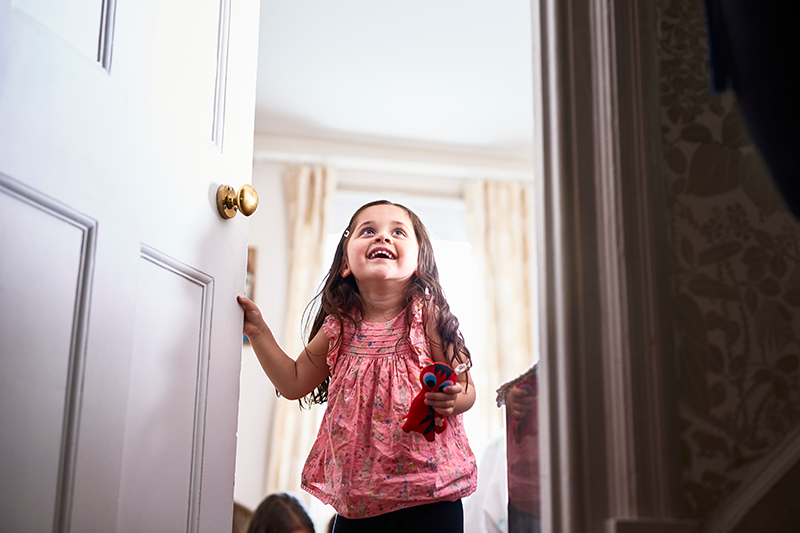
[409,296,433,366]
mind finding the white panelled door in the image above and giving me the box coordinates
[0,1,260,532]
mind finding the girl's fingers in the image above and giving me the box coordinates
[237,295,267,339]
[238,296,263,318]
[426,396,455,407]
[425,389,460,402]
[423,385,463,415]
[440,384,463,395]
[426,398,456,416]
[424,388,460,409]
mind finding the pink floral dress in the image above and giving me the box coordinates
[301,298,477,518]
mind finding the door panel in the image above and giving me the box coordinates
[117,250,213,533]
[0,179,95,533]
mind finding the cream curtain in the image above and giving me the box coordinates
[464,179,537,456]
[265,164,336,510]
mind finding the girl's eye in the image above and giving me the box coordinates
[360,228,374,235]
[392,229,406,236]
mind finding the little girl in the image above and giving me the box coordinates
[238,200,477,532]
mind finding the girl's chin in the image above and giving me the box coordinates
[354,274,415,285]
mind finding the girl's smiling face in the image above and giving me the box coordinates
[341,204,420,287]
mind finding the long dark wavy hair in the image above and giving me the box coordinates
[299,199,472,408]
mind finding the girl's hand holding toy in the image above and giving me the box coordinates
[402,362,468,441]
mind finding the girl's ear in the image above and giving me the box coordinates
[341,257,351,278]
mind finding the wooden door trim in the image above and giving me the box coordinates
[531,0,680,530]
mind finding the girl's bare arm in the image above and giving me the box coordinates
[238,295,330,400]
[425,307,476,417]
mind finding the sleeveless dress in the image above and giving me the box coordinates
[301,298,477,519]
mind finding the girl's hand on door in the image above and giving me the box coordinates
[238,295,268,340]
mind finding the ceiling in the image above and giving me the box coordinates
[254,0,535,160]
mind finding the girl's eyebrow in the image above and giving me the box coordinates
[355,220,375,230]
[355,220,411,230]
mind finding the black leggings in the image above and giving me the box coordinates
[332,499,463,533]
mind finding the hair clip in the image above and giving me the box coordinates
[343,230,350,238]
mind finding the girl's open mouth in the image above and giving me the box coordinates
[368,249,396,259]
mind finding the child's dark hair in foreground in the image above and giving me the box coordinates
[245,493,314,533]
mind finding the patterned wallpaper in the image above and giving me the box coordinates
[658,0,800,519]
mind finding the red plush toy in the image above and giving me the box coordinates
[402,362,467,441]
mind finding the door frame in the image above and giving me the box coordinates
[530,1,694,531]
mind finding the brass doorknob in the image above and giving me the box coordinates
[216,184,259,219]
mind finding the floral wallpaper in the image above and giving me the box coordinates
[658,0,800,519]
